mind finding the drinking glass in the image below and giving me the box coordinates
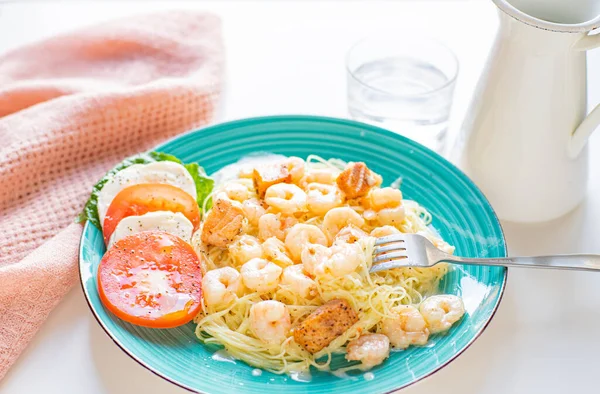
[346,35,459,154]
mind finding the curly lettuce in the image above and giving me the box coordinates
[77,151,214,230]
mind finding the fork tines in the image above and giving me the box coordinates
[373,234,409,265]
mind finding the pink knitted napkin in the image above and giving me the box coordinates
[0,11,223,379]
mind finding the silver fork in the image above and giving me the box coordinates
[371,233,600,273]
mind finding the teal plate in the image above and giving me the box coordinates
[79,115,507,394]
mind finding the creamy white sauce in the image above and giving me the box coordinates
[330,369,353,379]
[289,369,312,383]
[363,372,375,381]
[211,349,237,364]
[211,153,287,185]
[251,369,262,377]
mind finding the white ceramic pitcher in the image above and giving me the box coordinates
[459,0,600,223]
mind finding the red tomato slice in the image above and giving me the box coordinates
[103,183,200,245]
[98,231,203,328]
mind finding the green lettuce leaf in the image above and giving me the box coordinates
[77,151,214,229]
[184,162,215,211]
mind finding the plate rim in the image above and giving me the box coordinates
[78,114,508,394]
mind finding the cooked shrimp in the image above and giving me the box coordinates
[253,163,291,198]
[419,295,465,334]
[249,300,291,345]
[301,168,339,186]
[201,267,244,308]
[306,183,343,215]
[286,157,305,184]
[228,235,263,266]
[280,265,317,298]
[222,181,251,203]
[363,188,406,227]
[258,213,297,241]
[322,207,365,240]
[365,187,403,210]
[201,197,245,247]
[315,242,364,277]
[240,258,283,292]
[345,334,390,369]
[262,237,294,268]
[337,162,382,199]
[285,224,328,261]
[375,207,406,227]
[370,225,401,238]
[293,299,359,353]
[242,198,266,227]
[381,305,429,349]
[334,224,368,245]
[264,183,307,214]
[300,244,332,276]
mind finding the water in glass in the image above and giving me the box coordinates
[348,56,454,153]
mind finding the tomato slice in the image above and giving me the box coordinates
[98,231,203,328]
[103,183,200,245]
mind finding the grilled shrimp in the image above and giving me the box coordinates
[322,207,365,241]
[334,224,368,245]
[201,267,244,308]
[264,183,307,214]
[370,225,401,238]
[280,265,317,298]
[240,258,282,292]
[345,334,390,369]
[300,168,339,186]
[286,157,306,184]
[300,244,332,276]
[381,305,429,349]
[258,213,297,241]
[419,295,465,334]
[363,187,405,227]
[262,237,294,268]
[222,181,252,203]
[242,198,266,227]
[315,242,365,277]
[228,235,263,266]
[285,224,328,261]
[306,183,343,215]
[365,187,403,210]
[250,300,291,345]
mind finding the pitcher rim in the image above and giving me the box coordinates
[492,0,600,33]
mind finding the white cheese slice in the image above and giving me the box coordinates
[107,211,194,248]
[97,161,196,228]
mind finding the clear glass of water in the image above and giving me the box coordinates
[346,35,458,154]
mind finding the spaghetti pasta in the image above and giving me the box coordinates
[192,155,457,376]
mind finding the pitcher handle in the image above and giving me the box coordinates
[569,31,600,158]
[573,30,600,51]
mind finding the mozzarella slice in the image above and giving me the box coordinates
[97,161,196,227]
[107,211,194,248]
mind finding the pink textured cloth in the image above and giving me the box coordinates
[0,11,223,379]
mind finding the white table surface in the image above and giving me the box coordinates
[1,1,600,393]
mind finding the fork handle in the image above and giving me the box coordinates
[442,254,600,272]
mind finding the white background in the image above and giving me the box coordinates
[1,1,600,393]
